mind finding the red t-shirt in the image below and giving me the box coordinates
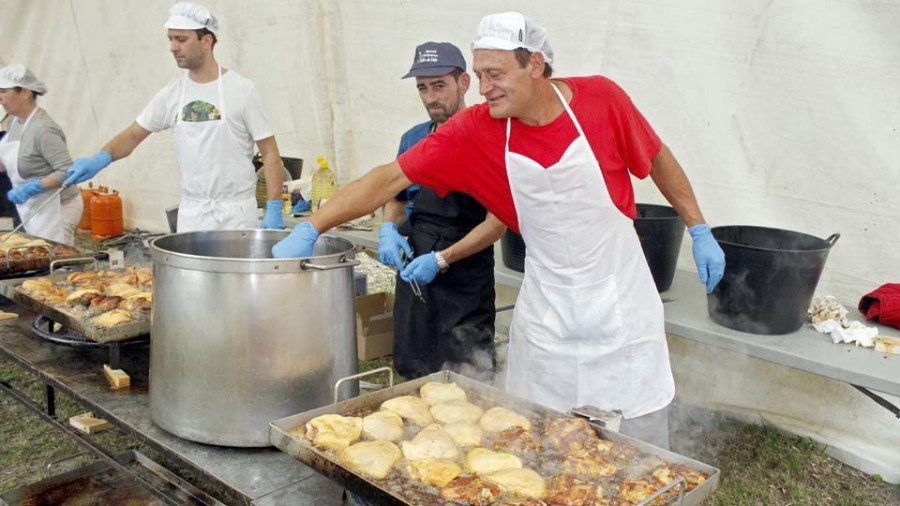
[397,76,662,233]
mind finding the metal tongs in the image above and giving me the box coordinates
[399,249,426,304]
[0,184,70,249]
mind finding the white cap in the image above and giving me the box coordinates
[164,2,219,35]
[471,12,554,65]
[0,64,48,95]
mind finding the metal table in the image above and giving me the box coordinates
[0,301,343,506]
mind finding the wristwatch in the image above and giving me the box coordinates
[434,251,449,273]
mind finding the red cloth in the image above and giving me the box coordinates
[397,76,662,233]
[858,283,900,329]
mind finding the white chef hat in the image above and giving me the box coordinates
[471,12,554,65]
[164,2,219,35]
[0,64,48,95]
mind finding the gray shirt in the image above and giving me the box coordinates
[5,110,78,201]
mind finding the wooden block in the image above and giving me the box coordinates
[103,364,130,389]
[69,412,111,434]
[874,336,900,355]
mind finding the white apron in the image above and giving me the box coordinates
[173,66,258,232]
[504,84,674,419]
[0,108,66,243]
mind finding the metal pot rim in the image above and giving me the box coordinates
[711,225,839,254]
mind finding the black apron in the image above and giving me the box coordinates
[392,186,496,379]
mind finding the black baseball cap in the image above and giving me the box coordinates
[402,42,466,79]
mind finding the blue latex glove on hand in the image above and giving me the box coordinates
[377,222,412,268]
[291,198,310,213]
[261,200,286,229]
[272,222,319,258]
[689,224,726,293]
[400,252,439,285]
[7,179,45,205]
[64,151,112,186]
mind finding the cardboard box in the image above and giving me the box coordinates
[356,292,394,361]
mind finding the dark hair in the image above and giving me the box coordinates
[195,28,217,48]
[450,68,464,81]
[513,48,552,78]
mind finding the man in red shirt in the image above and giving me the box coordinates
[274,12,725,448]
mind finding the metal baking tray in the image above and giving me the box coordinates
[0,232,98,278]
[0,270,150,343]
[270,370,720,506]
[0,450,223,505]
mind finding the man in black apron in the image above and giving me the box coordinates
[379,42,506,379]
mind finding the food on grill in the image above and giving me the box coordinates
[491,427,541,454]
[401,424,459,461]
[617,478,662,504]
[495,499,548,506]
[90,295,123,311]
[65,288,102,306]
[93,309,133,328]
[420,381,467,405]
[405,458,463,487]
[21,278,54,291]
[544,418,598,452]
[136,267,153,285]
[440,475,502,504]
[118,295,152,312]
[466,447,522,474]
[21,282,68,305]
[361,410,404,442]
[443,421,483,446]
[608,442,640,466]
[559,444,618,478]
[651,463,707,491]
[480,407,532,432]
[546,474,605,505]
[303,414,363,451]
[105,283,141,298]
[483,468,547,500]
[381,395,434,426]
[431,399,484,425]
[67,271,99,285]
[339,440,401,479]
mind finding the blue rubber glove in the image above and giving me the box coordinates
[261,200,286,229]
[377,222,412,268]
[272,222,319,258]
[7,179,45,205]
[689,224,726,293]
[291,198,310,213]
[400,251,440,285]
[64,151,112,186]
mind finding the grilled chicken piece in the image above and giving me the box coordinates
[400,423,459,461]
[420,381,467,405]
[90,295,123,311]
[440,475,502,505]
[608,443,639,466]
[105,283,141,298]
[431,400,484,425]
[559,446,618,478]
[406,458,463,487]
[135,267,153,285]
[617,478,663,504]
[651,464,707,491]
[543,418,598,452]
[340,439,401,479]
[65,288,101,306]
[496,499,549,506]
[20,279,67,304]
[546,474,605,505]
[21,278,54,292]
[483,468,547,500]
[361,410,404,442]
[381,395,434,426]
[67,271,99,285]
[466,447,522,474]
[302,414,363,451]
[93,309,133,328]
[479,407,532,432]
[443,422,483,447]
[492,427,542,454]
[118,296,152,313]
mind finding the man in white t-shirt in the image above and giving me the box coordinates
[65,2,285,232]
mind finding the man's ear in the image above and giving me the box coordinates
[458,72,471,93]
[529,52,546,78]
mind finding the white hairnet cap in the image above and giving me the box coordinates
[0,64,48,95]
[471,12,554,65]
[164,2,219,35]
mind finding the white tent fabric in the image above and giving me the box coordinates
[2,0,898,305]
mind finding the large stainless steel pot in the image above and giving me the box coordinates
[149,230,359,447]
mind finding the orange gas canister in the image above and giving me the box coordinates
[77,183,99,232]
[90,186,124,239]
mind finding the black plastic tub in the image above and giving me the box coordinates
[501,229,526,272]
[634,204,684,292]
[708,226,839,335]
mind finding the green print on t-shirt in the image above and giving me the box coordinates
[181,101,222,122]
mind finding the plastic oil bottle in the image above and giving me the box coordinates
[310,155,337,212]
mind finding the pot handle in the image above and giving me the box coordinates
[637,476,686,506]
[334,366,394,403]
[825,233,840,247]
[300,255,361,271]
